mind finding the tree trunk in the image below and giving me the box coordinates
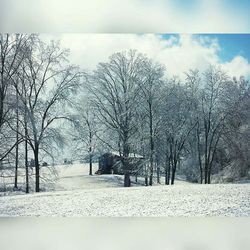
[207,166,211,184]
[169,141,174,185]
[199,166,203,184]
[171,158,177,185]
[204,126,209,184]
[89,144,92,176]
[145,175,148,186]
[167,157,171,185]
[89,132,93,175]
[171,166,176,185]
[0,75,5,129]
[0,92,3,129]
[149,104,154,186]
[165,168,168,185]
[149,164,154,186]
[149,160,153,185]
[25,138,29,193]
[196,123,203,184]
[25,108,29,193]
[14,131,19,189]
[204,162,208,184]
[34,145,40,192]
[144,163,148,186]
[156,163,160,184]
[89,155,92,175]
[123,137,131,187]
[123,152,131,187]
[165,165,169,185]
[14,87,19,190]
[24,90,29,193]
[165,153,170,185]
[124,171,131,187]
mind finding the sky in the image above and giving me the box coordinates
[42,33,250,80]
[195,34,250,62]
[1,0,250,33]
[1,0,250,78]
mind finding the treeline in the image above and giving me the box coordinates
[1,35,249,192]
[81,50,250,187]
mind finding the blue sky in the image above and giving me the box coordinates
[161,34,250,63]
[200,34,250,62]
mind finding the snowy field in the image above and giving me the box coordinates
[0,163,249,216]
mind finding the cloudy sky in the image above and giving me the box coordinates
[1,0,249,78]
[42,34,250,79]
[1,0,250,33]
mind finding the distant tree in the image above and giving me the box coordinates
[71,98,99,175]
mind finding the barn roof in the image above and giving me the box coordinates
[110,151,144,158]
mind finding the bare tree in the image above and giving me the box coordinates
[89,50,145,187]
[139,60,165,185]
[186,67,248,184]
[199,68,229,183]
[70,98,99,175]
[15,38,82,192]
[159,77,197,185]
[0,34,30,163]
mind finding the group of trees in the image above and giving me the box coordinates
[1,34,249,191]
[84,50,250,187]
[0,34,81,192]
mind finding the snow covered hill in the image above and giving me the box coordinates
[0,183,249,216]
[0,163,249,216]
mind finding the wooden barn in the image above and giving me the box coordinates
[95,151,144,175]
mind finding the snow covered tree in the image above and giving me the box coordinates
[158,77,197,185]
[14,38,82,192]
[70,97,99,175]
[139,59,165,185]
[0,34,30,162]
[89,50,145,187]
[184,67,250,184]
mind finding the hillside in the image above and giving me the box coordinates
[0,163,249,216]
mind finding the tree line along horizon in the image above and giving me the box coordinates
[0,34,249,192]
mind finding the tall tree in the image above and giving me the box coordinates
[139,60,165,185]
[15,38,81,192]
[0,34,29,162]
[89,50,145,187]
[160,77,197,185]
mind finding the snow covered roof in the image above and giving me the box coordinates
[110,151,144,158]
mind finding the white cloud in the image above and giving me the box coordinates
[48,34,250,80]
[222,56,250,79]
[1,0,249,32]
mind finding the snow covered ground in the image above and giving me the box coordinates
[0,163,250,216]
[55,163,128,190]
